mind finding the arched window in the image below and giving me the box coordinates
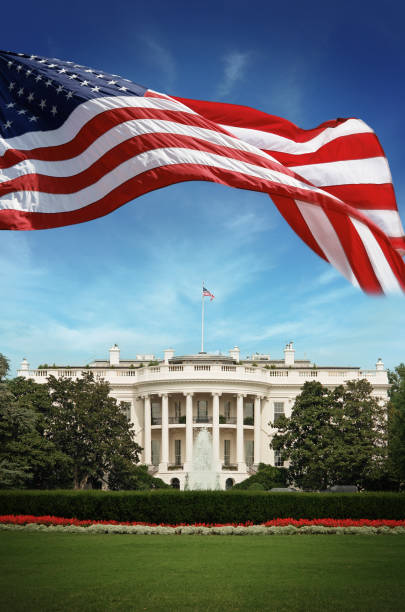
[225,478,234,490]
[170,477,180,489]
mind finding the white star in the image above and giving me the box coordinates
[17,53,24,56]
[58,68,67,74]
[16,65,23,72]
[35,75,42,82]
[18,109,27,115]
[65,61,73,64]
[29,115,38,122]
[3,120,12,129]
[118,86,128,91]
[8,82,16,90]
[25,69,33,77]
[7,61,13,68]
[27,92,34,102]
[17,87,24,96]
[73,64,83,68]
[45,79,52,87]
[39,99,47,109]
[68,74,78,80]
[108,80,117,85]
[37,59,47,64]
[29,55,37,60]
[56,85,64,94]
[80,80,89,86]
[66,91,73,99]
[48,63,57,68]
[51,106,57,116]
[84,69,94,73]
[95,73,104,79]
[6,102,15,108]
[91,86,100,93]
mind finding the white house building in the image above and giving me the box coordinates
[18,343,389,490]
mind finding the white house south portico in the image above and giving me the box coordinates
[18,343,390,489]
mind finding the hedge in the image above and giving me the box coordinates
[0,490,404,523]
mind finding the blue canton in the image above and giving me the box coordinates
[0,50,147,138]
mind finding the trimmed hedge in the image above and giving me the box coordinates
[0,490,404,523]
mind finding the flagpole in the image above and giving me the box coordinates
[201,281,204,353]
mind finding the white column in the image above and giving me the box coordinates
[212,392,221,470]
[185,392,194,470]
[254,395,261,465]
[143,395,151,465]
[237,393,246,470]
[160,393,169,470]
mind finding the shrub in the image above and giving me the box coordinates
[0,490,404,524]
[233,464,288,490]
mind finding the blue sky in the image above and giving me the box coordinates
[1,0,405,374]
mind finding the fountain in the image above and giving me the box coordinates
[187,428,219,490]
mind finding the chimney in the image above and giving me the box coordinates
[20,357,29,371]
[229,346,240,363]
[284,341,295,366]
[164,348,175,364]
[109,344,120,366]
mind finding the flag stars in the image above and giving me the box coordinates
[51,106,57,116]
[8,82,16,90]
[95,73,104,79]
[16,65,23,72]
[27,92,35,102]
[119,86,128,91]
[39,99,47,109]
[45,79,53,87]
[48,63,57,68]
[3,120,12,129]
[58,68,67,74]
[56,85,64,94]
[80,80,89,87]
[17,87,24,96]
[25,69,33,77]
[66,91,73,99]
[84,69,94,73]
[35,75,42,82]
[6,102,15,108]
[91,86,100,93]
[17,109,27,115]
[7,61,13,68]
[68,74,78,80]
[108,80,117,85]
[29,55,37,60]
[37,59,47,64]
[29,116,38,122]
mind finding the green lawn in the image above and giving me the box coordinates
[1,532,404,611]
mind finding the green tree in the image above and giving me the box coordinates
[388,363,405,486]
[46,372,142,489]
[271,379,387,490]
[108,459,169,490]
[232,463,288,490]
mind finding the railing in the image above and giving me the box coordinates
[221,365,236,372]
[194,365,211,371]
[151,417,162,425]
[299,370,318,377]
[269,370,289,377]
[220,417,237,424]
[169,365,183,371]
[193,416,213,423]
[169,416,186,424]
[222,463,238,470]
[168,463,183,470]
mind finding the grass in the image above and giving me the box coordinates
[1,532,405,611]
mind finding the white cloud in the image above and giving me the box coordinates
[217,51,251,98]
[140,35,176,90]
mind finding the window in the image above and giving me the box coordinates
[151,440,160,466]
[273,402,285,425]
[224,439,231,466]
[174,439,182,466]
[225,400,231,419]
[197,400,208,421]
[121,403,131,421]
[170,478,180,489]
[151,401,161,424]
[244,401,254,419]
[174,401,181,419]
[274,450,284,467]
[225,478,234,490]
[245,440,254,466]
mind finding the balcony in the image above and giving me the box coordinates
[169,416,186,424]
[151,417,162,425]
[222,463,238,470]
[219,416,236,424]
[168,463,183,470]
[193,416,213,424]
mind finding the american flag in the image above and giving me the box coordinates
[0,50,404,295]
[203,287,215,301]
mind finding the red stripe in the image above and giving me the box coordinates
[372,231,405,291]
[267,133,385,167]
[323,207,383,293]
[173,96,358,143]
[321,183,398,211]
[0,132,302,197]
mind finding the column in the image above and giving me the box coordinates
[184,392,194,470]
[143,395,151,465]
[160,393,169,470]
[212,392,221,470]
[236,393,246,470]
[254,395,261,465]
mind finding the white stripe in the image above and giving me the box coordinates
[362,209,405,238]
[0,118,283,183]
[0,147,328,214]
[350,217,402,294]
[290,157,392,187]
[295,200,359,288]
[220,119,374,155]
[0,95,197,155]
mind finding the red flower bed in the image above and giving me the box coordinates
[1,515,405,528]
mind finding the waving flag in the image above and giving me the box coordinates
[203,286,215,301]
[0,50,404,295]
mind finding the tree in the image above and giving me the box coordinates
[232,463,287,490]
[46,372,142,489]
[108,459,169,490]
[271,379,387,490]
[388,363,405,486]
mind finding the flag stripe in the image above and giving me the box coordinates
[289,157,392,187]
